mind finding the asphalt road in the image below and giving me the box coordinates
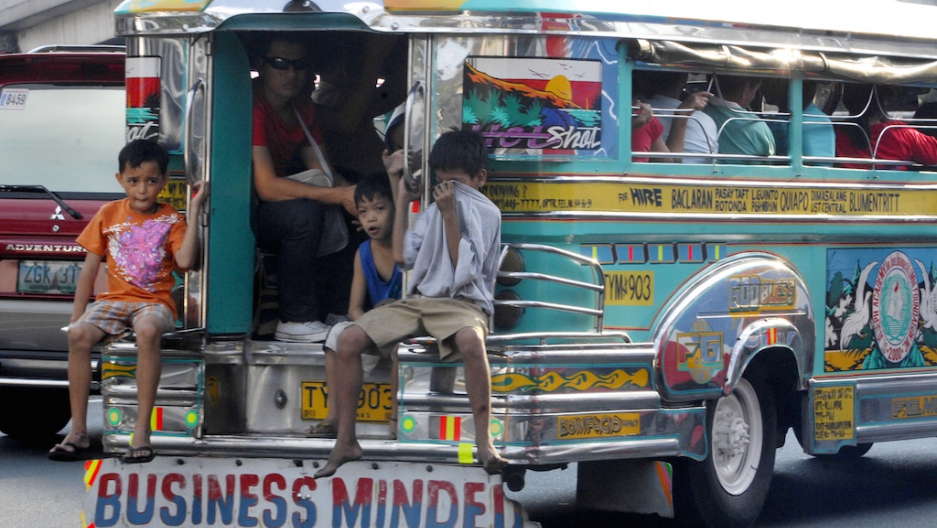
[5,404,937,527]
[510,431,937,528]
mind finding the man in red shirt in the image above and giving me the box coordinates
[252,36,356,342]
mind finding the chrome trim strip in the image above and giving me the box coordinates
[404,392,660,411]
[399,344,652,364]
[857,421,937,444]
[853,372,937,397]
[0,378,69,387]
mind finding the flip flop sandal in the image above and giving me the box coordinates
[306,421,337,438]
[122,445,155,464]
[48,441,90,462]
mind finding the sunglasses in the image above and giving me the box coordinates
[263,56,313,71]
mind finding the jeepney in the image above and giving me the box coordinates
[83,0,937,526]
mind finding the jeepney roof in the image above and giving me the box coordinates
[114,0,937,59]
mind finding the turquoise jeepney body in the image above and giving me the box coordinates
[83,0,937,526]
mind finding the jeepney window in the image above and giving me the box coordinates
[830,82,937,171]
[631,67,794,165]
[0,84,125,193]
[430,36,620,161]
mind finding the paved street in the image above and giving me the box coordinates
[511,431,937,527]
[0,398,104,527]
[6,410,937,527]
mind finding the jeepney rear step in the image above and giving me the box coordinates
[100,430,693,466]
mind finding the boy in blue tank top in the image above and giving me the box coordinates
[309,176,401,438]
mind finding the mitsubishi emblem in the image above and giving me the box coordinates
[50,206,66,221]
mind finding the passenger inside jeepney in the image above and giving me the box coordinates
[761,79,835,165]
[251,35,357,343]
[835,83,937,169]
[635,70,716,163]
[312,33,407,183]
[704,75,777,162]
[913,101,937,138]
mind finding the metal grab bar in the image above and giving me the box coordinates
[495,243,607,332]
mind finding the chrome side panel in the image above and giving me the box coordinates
[398,343,708,461]
[101,348,203,439]
[808,371,937,454]
[653,253,815,402]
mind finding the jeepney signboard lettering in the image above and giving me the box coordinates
[891,395,937,420]
[728,275,796,315]
[814,386,855,441]
[482,182,932,217]
[83,458,525,528]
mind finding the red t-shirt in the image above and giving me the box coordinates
[835,121,937,170]
[252,90,323,177]
[632,116,664,162]
[77,199,186,318]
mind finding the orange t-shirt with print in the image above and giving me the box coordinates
[77,199,187,319]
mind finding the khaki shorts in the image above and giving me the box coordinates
[78,301,175,336]
[353,297,488,360]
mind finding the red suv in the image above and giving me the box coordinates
[0,47,125,438]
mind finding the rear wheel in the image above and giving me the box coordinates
[676,375,777,528]
[0,387,72,439]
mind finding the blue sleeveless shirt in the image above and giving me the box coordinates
[360,239,402,305]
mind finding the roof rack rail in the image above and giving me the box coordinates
[27,45,125,54]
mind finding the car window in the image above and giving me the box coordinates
[0,84,124,193]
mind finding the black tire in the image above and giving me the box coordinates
[0,387,72,439]
[675,374,777,528]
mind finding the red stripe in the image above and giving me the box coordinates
[688,246,693,260]
[453,417,461,440]
[628,245,634,261]
[439,416,446,440]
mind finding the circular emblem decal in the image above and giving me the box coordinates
[871,251,919,363]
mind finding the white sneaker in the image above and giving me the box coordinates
[275,320,331,343]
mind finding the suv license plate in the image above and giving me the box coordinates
[17,260,82,294]
[301,381,392,422]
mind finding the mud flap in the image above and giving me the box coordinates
[576,459,673,518]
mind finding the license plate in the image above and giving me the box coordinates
[17,260,82,294]
[301,381,392,422]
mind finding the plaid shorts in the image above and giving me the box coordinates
[78,301,175,336]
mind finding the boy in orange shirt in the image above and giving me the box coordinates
[49,140,207,463]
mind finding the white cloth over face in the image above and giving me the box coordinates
[647,94,719,164]
[403,181,501,315]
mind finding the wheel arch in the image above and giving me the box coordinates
[654,252,815,403]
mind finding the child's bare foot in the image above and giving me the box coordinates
[314,440,363,479]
